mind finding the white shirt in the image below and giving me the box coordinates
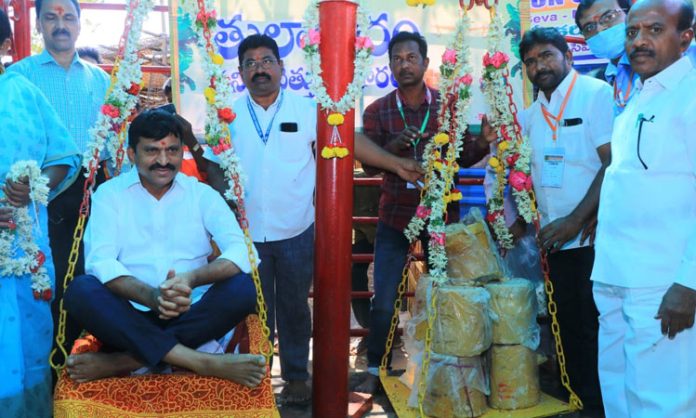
[593,57,696,290]
[205,90,316,242]
[85,169,255,310]
[521,70,614,250]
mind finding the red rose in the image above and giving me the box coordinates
[127,83,141,96]
[490,52,509,69]
[101,104,120,119]
[30,251,46,274]
[42,289,52,301]
[506,153,520,167]
[33,290,41,300]
[217,107,236,123]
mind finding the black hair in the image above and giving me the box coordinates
[163,77,172,93]
[388,31,428,60]
[519,26,570,62]
[77,46,101,64]
[128,109,183,150]
[0,8,11,45]
[676,0,695,31]
[237,34,280,67]
[35,0,81,18]
[575,0,632,30]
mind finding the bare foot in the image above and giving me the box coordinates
[280,380,311,405]
[66,352,142,383]
[198,353,267,387]
[354,373,380,394]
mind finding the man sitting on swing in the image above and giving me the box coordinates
[63,109,267,387]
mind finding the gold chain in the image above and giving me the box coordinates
[241,228,273,363]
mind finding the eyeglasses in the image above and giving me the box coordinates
[581,9,624,37]
[636,113,654,170]
[242,58,277,71]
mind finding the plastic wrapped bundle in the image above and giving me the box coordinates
[445,221,504,284]
[418,354,489,418]
[489,345,540,409]
[432,286,493,357]
[410,274,435,341]
[486,279,540,349]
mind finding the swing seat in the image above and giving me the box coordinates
[54,315,279,418]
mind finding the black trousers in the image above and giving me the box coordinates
[64,274,257,366]
[547,246,603,411]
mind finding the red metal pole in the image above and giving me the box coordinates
[9,0,31,60]
[313,1,357,416]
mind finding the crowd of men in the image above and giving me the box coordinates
[1,0,694,416]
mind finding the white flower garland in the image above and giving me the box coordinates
[481,10,536,249]
[83,0,154,173]
[404,12,473,282]
[180,0,247,202]
[302,0,374,116]
[0,161,51,300]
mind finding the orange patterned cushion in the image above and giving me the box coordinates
[54,315,278,418]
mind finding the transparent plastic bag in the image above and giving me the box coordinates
[488,345,540,410]
[485,278,540,350]
[501,230,547,315]
[432,285,494,357]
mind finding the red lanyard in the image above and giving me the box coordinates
[613,71,634,109]
[541,71,578,142]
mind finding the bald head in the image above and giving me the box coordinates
[626,0,694,80]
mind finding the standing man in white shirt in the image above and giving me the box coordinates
[517,27,614,417]
[62,109,267,386]
[205,34,424,405]
[592,0,696,416]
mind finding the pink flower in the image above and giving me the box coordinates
[308,28,320,46]
[506,153,520,167]
[355,36,374,51]
[442,48,457,65]
[101,104,120,119]
[430,232,446,246]
[212,142,231,155]
[416,205,431,219]
[300,36,306,49]
[483,53,492,67]
[484,51,509,69]
[457,74,473,86]
[509,170,532,191]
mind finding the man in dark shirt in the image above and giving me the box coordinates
[355,31,492,392]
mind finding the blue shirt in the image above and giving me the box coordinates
[8,49,110,153]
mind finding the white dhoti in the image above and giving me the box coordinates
[593,282,696,418]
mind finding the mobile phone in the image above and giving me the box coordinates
[280,122,298,132]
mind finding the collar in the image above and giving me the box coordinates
[537,69,576,107]
[395,83,432,108]
[605,53,631,79]
[636,56,694,91]
[37,49,82,67]
[247,89,283,112]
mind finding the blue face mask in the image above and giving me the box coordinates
[586,22,626,60]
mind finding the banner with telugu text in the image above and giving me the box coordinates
[170,0,525,136]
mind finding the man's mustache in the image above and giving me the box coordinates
[252,73,271,82]
[630,47,655,59]
[534,71,553,83]
[149,163,175,171]
[399,70,414,78]
[52,28,71,38]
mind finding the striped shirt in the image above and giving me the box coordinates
[8,49,110,153]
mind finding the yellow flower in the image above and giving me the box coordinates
[204,87,216,105]
[211,53,225,66]
[489,157,500,169]
[450,190,463,201]
[433,133,449,146]
[498,141,509,153]
[433,150,441,159]
[405,0,420,6]
[334,147,350,158]
[452,162,460,171]
[422,0,436,5]
[321,146,336,159]
[327,113,345,126]
[433,161,444,171]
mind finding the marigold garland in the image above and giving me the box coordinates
[302,0,374,159]
[481,9,536,249]
[404,11,473,282]
[0,161,51,301]
[83,0,153,172]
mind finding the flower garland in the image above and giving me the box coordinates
[0,161,51,300]
[481,9,536,249]
[82,0,153,173]
[406,0,436,7]
[302,0,374,159]
[181,0,246,202]
[404,12,473,282]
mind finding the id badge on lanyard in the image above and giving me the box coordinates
[541,147,565,188]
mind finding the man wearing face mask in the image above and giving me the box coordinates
[518,27,614,418]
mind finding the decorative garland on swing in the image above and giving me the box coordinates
[83,0,153,173]
[0,161,51,300]
[481,9,535,249]
[403,11,472,283]
[301,0,374,159]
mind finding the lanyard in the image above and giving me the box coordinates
[247,91,284,145]
[541,71,578,142]
[613,71,634,109]
[395,87,432,149]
